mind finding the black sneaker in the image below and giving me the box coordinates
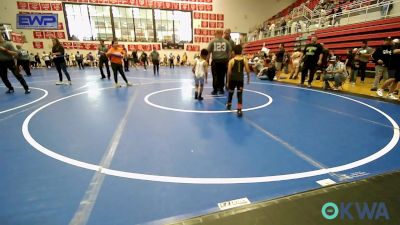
[218,90,225,95]
[25,89,31,94]
[211,90,217,95]
[237,109,243,117]
[370,87,378,91]
[5,89,14,94]
[101,76,106,79]
[226,104,231,110]
[198,96,203,101]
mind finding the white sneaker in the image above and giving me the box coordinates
[114,83,122,88]
[126,82,133,87]
[55,81,63,85]
[387,93,399,100]
[376,89,383,97]
[65,81,72,85]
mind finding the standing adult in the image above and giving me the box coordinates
[224,28,235,55]
[356,40,374,84]
[140,51,148,71]
[106,39,132,87]
[75,51,84,69]
[98,40,111,79]
[0,35,30,94]
[150,47,160,76]
[52,38,72,85]
[207,30,231,95]
[275,43,286,79]
[371,37,392,91]
[16,45,31,76]
[168,53,175,69]
[300,36,323,87]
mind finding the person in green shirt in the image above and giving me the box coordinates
[150,48,160,76]
[0,35,30,94]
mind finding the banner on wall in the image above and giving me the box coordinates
[11,32,25,43]
[33,31,44,39]
[16,14,58,29]
[186,45,200,52]
[161,42,184,50]
[33,41,44,49]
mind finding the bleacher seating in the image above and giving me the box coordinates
[245,17,400,70]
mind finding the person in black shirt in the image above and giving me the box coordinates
[275,43,285,79]
[316,43,330,80]
[52,38,71,85]
[300,36,323,87]
[98,40,111,79]
[371,37,392,91]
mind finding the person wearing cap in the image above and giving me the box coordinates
[323,56,346,91]
[208,30,231,95]
[0,35,30,94]
[371,37,393,91]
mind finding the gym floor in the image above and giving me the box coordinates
[0,66,399,225]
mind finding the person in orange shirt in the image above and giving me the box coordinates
[106,39,132,87]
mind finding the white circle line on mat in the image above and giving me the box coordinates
[0,87,48,114]
[21,83,399,184]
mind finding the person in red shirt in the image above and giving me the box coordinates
[106,39,132,88]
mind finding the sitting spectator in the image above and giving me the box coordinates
[252,57,264,74]
[323,56,346,90]
[257,58,277,81]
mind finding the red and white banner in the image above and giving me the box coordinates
[209,21,216,28]
[11,32,24,43]
[17,2,29,10]
[209,14,216,20]
[28,2,40,10]
[33,41,44,49]
[189,4,197,11]
[217,22,224,28]
[97,0,110,3]
[56,32,66,39]
[217,14,224,21]
[201,21,208,28]
[51,3,63,10]
[201,36,209,43]
[194,28,201,35]
[118,0,129,4]
[78,0,89,3]
[205,0,212,3]
[193,12,201,19]
[205,4,212,11]
[180,3,189,10]
[186,45,200,52]
[89,0,99,3]
[201,13,208,20]
[201,29,208,35]
[197,4,205,11]
[209,29,216,36]
[58,23,64,30]
[33,31,44,39]
[108,0,118,4]
[164,1,172,9]
[194,36,201,43]
[137,0,148,7]
[40,3,51,11]
[44,31,56,39]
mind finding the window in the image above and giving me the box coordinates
[155,10,192,43]
[88,5,113,41]
[112,7,135,42]
[133,8,154,42]
[65,4,92,41]
[155,10,174,42]
[173,11,192,43]
[64,3,192,43]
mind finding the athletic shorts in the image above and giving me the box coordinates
[195,77,204,86]
[275,62,283,71]
[229,80,244,91]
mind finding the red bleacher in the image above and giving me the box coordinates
[244,17,400,69]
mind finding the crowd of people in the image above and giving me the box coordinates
[247,36,400,99]
[248,0,394,41]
